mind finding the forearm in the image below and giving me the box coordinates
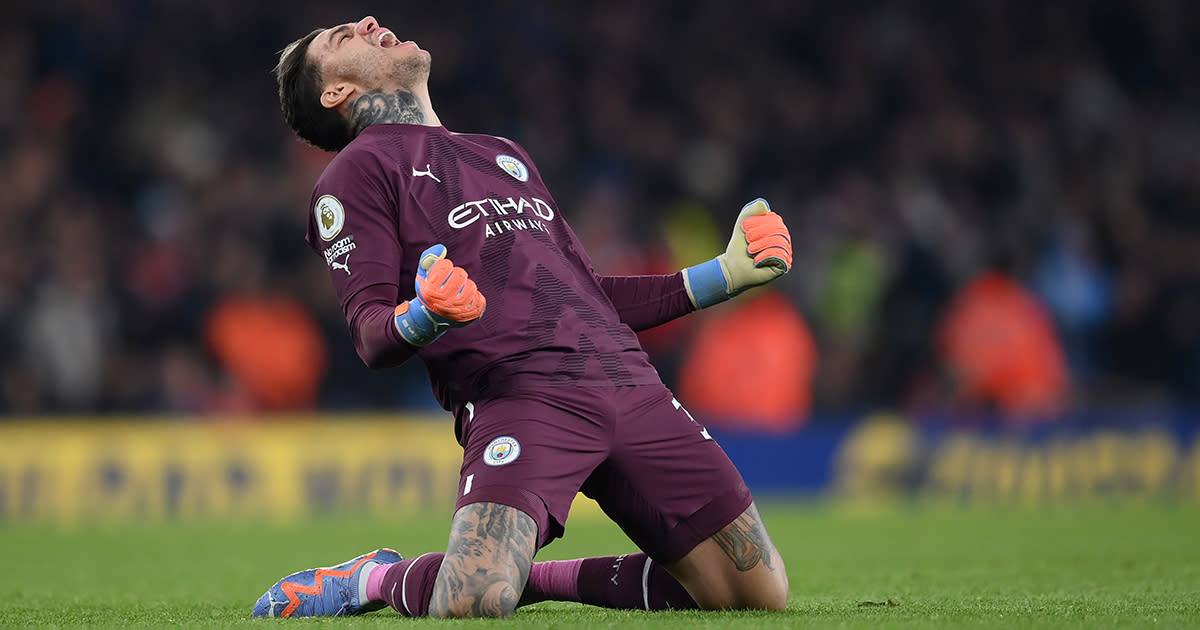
[598,272,695,332]
[347,286,419,368]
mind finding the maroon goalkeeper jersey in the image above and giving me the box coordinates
[305,124,667,410]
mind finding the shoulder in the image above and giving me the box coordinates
[308,136,404,230]
[451,131,542,179]
[313,138,408,209]
[451,131,527,155]
[318,138,390,185]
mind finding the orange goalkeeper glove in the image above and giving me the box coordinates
[394,244,487,346]
[683,198,792,309]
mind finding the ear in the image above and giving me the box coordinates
[320,82,356,110]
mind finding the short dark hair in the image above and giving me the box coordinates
[275,29,355,152]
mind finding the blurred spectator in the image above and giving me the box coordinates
[0,0,1199,417]
[679,291,817,431]
[1031,217,1114,386]
[202,235,328,411]
[22,201,115,411]
[936,270,1069,421]
[204,293,328,412]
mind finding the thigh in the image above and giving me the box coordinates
[455,392,610,548]
[430,501,537,618]
[582,385,754,564]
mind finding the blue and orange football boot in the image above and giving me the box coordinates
[251,548,403,618]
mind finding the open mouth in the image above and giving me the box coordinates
[377,29,402,48]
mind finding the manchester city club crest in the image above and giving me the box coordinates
[496,154,530,182]
[483,436,521,466]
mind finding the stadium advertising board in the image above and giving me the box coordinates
[0,417,461,523]
[720,412,1200,503]
[1,412,1198,523]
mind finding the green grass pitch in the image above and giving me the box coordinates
[1,502,1197,628]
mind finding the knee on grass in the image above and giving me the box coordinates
[696,559,790,611]
[739,574,790,611]
[707,580,789,611]
[427,585,522,619]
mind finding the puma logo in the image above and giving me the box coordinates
[412,164,441,183]
[331,254,351,275]
[609,553,627,585]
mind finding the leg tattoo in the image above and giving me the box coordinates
[711,505,776,572]
[428,502,537,618]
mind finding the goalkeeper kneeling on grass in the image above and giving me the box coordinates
[256,14,794,619]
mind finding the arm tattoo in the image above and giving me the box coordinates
[349,89,425,136]
[711,504,776,572]
[429,502,537,618]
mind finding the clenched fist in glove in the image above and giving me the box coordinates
[683,198,793,309]
[394,244,487,346]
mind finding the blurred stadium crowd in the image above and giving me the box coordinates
[1,0,1198,425]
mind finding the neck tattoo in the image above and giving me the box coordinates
[350,89,426,135]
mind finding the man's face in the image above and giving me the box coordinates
[311,16,430,96]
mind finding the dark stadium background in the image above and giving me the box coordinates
[1,0,1198,428]
[2,11,1200,627]
[4,6,1200,628]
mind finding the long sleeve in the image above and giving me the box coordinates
[597,272,696,332]
[305,147,419,370]
[346,284,418,369]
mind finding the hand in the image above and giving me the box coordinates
[721,197,792,288]
[683,198,793,309]
[394,244,487,346]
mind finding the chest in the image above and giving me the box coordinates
[392,138,567,257]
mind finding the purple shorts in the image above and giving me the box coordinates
[452,383,753,564]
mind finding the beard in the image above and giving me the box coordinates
[337,47,431,92]
[388,50,431,88]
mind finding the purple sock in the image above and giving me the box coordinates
[376,552,445,617]
[574,554,698,610]
[523,559,584,604]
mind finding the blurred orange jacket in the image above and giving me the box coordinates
[679,291,816,431]
[937,271,1068,419]
[205,295,328,411]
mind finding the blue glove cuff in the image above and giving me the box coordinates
[394,299,448,347]
[683,258,730,309]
